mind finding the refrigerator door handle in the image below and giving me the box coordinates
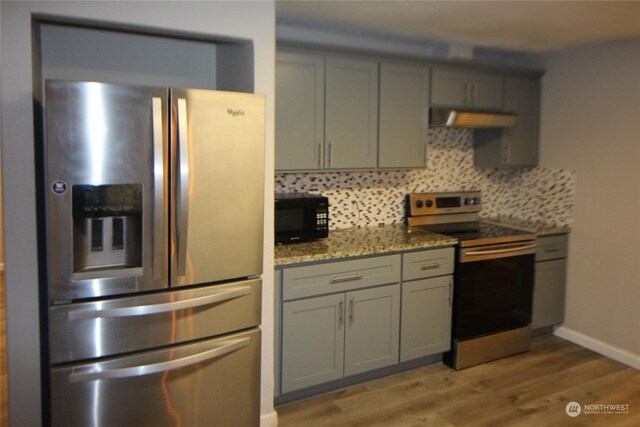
[67,285,251,320]
[176,98,190,277]
[152,97,165,280]
[68,336,251,383]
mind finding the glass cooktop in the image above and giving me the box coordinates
[418,221,536,247]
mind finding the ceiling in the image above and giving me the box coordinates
[276,1,640,52]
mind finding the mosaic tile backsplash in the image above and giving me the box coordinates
[275,128,576,230]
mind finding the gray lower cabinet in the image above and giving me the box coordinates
[281,284,400,393]
[378,62,429,168]
[276,247,454,397]
[532,259,567,329]
[474,76,541,168]
[400,276,453,362]
[532,234,569,329]
[400,248,454,362]
[281,293,345,393]
[344,285,400,376]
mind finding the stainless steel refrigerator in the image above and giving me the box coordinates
[43,80,265,427]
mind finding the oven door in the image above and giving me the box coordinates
[453,241,536,340]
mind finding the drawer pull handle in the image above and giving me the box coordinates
[421,263,441,271]
[545,247,561,253]
[330,274,364,284]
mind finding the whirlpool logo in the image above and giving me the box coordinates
[227,108,245,117]
[566,402,582,417]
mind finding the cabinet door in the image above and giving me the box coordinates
[471,73,504,110]
[275,51,324,171]
[274,269,282,397]
[400,276,452,362]
[532,259,567,329]
[325,56,378,169]
[431,68,502,110]
[502,76,540,167]
[281,294,345,393]
[378,63,429,168]
[431,68,471,107]
[474,75,541,168]
[344,284,400,376]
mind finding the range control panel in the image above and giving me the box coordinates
[407,191,482,216]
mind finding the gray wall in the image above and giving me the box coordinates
[0,2,276,426]
[41,24,217,88]
[540,38,640,366]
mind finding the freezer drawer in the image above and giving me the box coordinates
[51,328,261,427]
[49,279,261,364]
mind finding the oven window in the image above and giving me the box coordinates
[276,210,304,232]
[453,254,534,340]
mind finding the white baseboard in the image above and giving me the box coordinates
[554,326,640,371]
[260,410,278,427]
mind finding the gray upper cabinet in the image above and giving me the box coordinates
[275,51,378,171]
[474,76,541,168]
[378,63,429,168]
[503,76,541,166]
[431,67,503,110]
[325,56,379,169]
[275,51,324,171]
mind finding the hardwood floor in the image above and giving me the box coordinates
[277,336,640,426]
[1,272,7,427]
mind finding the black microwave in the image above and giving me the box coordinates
[275,193,329,244]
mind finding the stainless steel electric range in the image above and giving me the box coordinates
[406,191,537,370]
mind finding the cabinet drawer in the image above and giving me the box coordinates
[402,247,454,281]
[536,234,568,261]
[282,255,401,301]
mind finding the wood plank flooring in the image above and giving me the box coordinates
[277,336,640,426]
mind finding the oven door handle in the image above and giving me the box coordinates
[464,243,537,257]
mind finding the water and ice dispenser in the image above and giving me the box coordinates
[72,184,143,274]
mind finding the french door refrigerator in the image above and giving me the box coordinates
[43,80,265,427]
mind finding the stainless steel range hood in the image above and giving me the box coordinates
[430,107,517,128]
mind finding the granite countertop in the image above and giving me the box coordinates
[482,216,571,236]
[274,223,457,266]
